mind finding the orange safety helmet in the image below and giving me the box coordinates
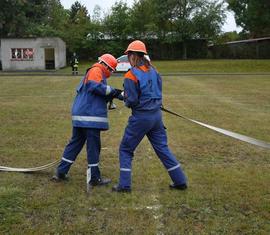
[99,54,117,71]
[125,40,147,54]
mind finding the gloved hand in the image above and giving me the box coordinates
[117,91,124,101]
[112,89,123,98]
[106,88,121,102]
[108,100,117,110]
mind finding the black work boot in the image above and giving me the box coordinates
[89,178,111,186]
[51,172,68,182]
[112,184,131,193]
[169,183,187,190]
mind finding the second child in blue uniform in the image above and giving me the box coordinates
[112,41,188,192]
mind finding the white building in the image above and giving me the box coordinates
[0,37,66,71]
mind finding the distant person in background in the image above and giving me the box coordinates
[52,54,123,188]
[70,52,79,75]
[112,40,187,193]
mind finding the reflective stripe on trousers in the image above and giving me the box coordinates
[118,112,187,188]
[57,127,101,180]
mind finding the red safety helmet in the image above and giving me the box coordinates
[99,54,117,71]
[125,40,147,54]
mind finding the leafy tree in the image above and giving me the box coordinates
[129,0,225,58]
[69,1,90,24]
[87,5,103,40]
[0,0,43,37]
[192,1,226,39]
[0,0,68,37]
[45,0,69,36]
[0,0,227,59]
[150,0,176,40]
[92,5,102,23]
[129,0,158,39]
[25,0,68,37]
[103,1,132,40]
[216,31,240,43]
[227,0,270,37]
[64,1,92,54]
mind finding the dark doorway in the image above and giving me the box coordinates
[45,48,55,69]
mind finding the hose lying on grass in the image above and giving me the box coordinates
[0,160,61,172]
[1,107,269,173]
[161,107,270,150]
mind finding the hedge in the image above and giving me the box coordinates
[68,39,208,60]
[209,39,270,59]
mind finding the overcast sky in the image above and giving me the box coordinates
[60,0,242,33]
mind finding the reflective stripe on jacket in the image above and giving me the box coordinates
[71,63,114,130]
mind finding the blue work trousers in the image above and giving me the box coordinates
[57,127,101,180]
[119,110,187,189]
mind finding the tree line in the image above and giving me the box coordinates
[0,0,269,58]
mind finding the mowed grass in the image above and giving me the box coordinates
[57,59,270,74]
[0,64,270,234]
[154,59,270,73]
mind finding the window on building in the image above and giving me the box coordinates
[11,48,34,60]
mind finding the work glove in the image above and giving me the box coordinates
[112,89,123,98]
[112,89,124,100]
[117,91,124,101]
[105,88,120,102]
[108,100,117,110]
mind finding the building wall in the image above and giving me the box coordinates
[55,38,66,68]
[0,37,66,71]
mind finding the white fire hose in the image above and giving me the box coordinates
[1,107,269,173]
[0,160,61,172]
[161,107,270,149]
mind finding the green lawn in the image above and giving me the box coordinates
[56,59,270,74]
[0,66,270,234]
[153,59,270,73]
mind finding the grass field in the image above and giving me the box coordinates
[56,59,270,74]
[0,60,270,234]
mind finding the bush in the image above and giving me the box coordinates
[67,39,208,60]
[209,39,270,59]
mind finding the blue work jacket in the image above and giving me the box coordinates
[71,63,114,130]
[124,64,162,114]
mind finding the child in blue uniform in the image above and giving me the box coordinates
[112,41,187,192]
[52,54,122,187]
